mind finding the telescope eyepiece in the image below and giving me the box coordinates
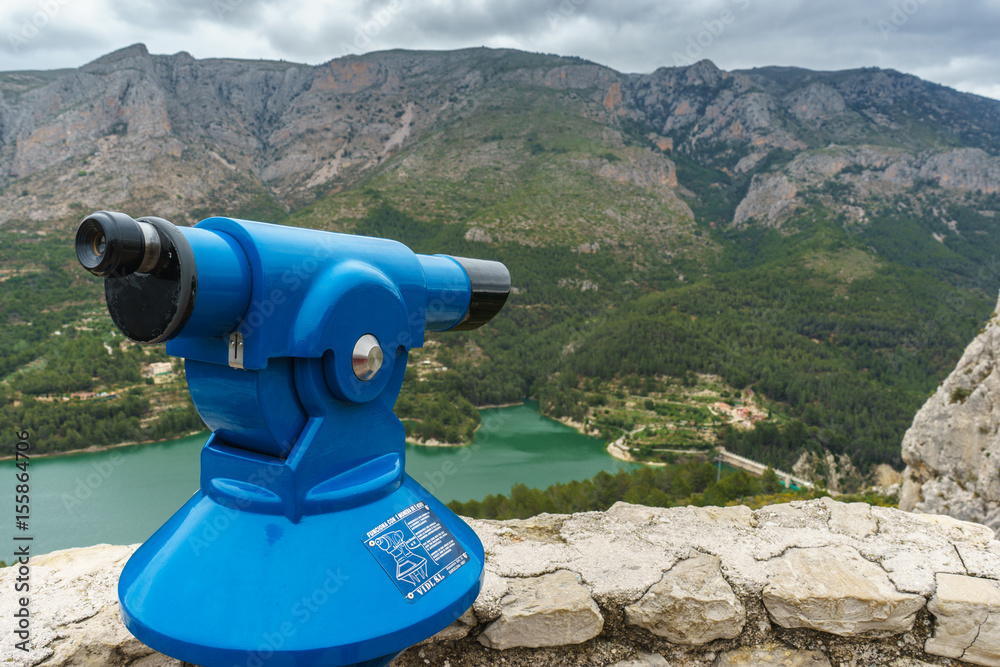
[75,211,161,277]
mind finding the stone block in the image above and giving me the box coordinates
[763,545,924,636]
[925,573,1000,666]
[478,570,603,649]
[422,607,477,642]
[823,497,877,538]
[610,653,671,667]
[625,554,745,644]
[714,643,831,666]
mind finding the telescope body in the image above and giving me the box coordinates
[76,211,510,667]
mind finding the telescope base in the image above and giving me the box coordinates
[118,474,484,667]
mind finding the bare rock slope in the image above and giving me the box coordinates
[901,295,1000,531]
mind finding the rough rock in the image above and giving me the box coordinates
[4,499,1000,667]
[784,83,847,123]
[0,544,181,666]
[478,570,603,649]
[464,227,493,243]
[778,144,1000,195]
[728,143,1000,231]
[911,148,1000,194]
[633,61,808,156]
[609,653,671,667]
[901,296,1000,533]
[581,149,694,220]
[824,498,877,538]
[625,553,745,644]
[713,643,832,667]
[925,573,1000,666]
[762,544,925,636]
[424,608,478,643]
[793,450,862,495]
[732,173,798,227]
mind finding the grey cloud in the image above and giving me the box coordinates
[106,0,271,31]
[390,0,558,41]
[1,20,114,63]
[0,0,997,100]
[265,21,364,59]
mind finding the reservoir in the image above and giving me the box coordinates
[9,402,636,555]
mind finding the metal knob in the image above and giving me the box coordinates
[352,334,383,381]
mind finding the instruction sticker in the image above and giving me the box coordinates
[363,501,469,603]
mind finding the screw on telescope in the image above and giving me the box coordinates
[228,332,245,370]
[352,334,383,381]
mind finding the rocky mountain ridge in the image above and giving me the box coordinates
[0,45,634,229]
[3,45,1000,234]
[644,63,1000,159]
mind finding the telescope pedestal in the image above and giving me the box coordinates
[119,471,484,667]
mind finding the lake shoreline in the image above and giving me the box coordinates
[13,401,626,467]
[605,436,666,467]
[406,401,527,447]
[553,414,666,468]
[554,414,628,464]
[8,402,531,459]
[0,430,207,462]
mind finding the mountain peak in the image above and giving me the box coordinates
[85,43,150,67]
[691,58,721,72]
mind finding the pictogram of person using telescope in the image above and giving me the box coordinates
[375,531,429,585]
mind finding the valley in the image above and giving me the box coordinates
[2,46,1000,496]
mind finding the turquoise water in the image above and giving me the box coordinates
[5,402,635,555]
[406,402,636,503]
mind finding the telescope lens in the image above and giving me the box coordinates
[76,217,111,273]
[75,211,146,277]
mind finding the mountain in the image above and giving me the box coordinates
[5,46,999,233]
[2,45,1000,490]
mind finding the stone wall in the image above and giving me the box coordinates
[4,499,1000,667]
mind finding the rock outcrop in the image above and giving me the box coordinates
[4,498,1000,667]
[901,297,1000,532]
[730,144,1000,228]
[732,172,798,227]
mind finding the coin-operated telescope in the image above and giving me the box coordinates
[75,211,510,667]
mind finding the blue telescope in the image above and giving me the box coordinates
[75,211,510,667]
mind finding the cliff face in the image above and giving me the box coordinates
[1,45,510,225]
[4,499,1000,667]
[901,295,1000,531]
[0,45,700,255]
[4,45,1000,234]
[731,144,1000,228]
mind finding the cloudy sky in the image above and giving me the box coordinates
[1,0,998,100]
